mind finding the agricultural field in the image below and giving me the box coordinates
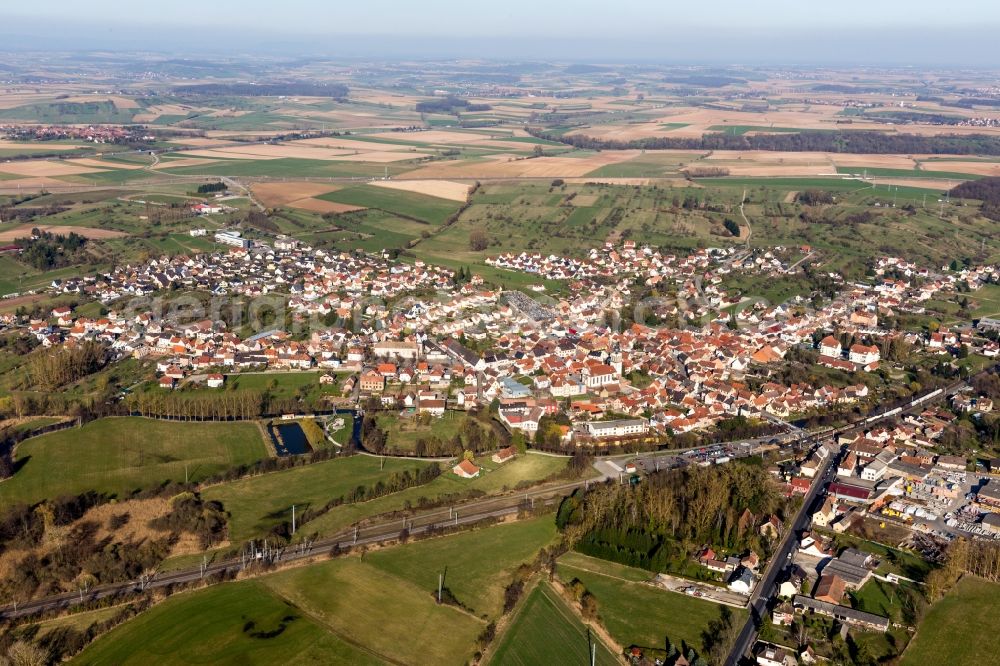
[487,582,620,666]
[0,417,268,505]
[317,184,461,225]
[900,576,1000,665]
[365,516,558,617]
[556,551,743,657]
[261,557,484,664]
[202,454,434,542]
[71,580,383,666]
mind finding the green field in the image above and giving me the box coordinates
[318,185,461,225]
[556,551,743,655]
[262,557,484,664]
[71,580,382,666]
[901,576,1000,665]
[298,452,568,538]
[202,454,434,542]
[0,417,268,505]
[366,517,558,617]
[487,582,619,666]
[834,165,981,180]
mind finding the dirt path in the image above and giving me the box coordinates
[739,188,752,248]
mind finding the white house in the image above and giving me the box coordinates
[849,344,880,366]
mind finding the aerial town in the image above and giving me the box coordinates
[1,8,1000,664]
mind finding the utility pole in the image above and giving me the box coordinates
[291,505,296,535]
[438,573,443,604]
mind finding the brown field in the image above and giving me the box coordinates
[570,194,600,206]
[873,178,958,190]
[62,95,139,110]
[917,161,1000,177]
[0,93,63,110]
[404,151,639,178]
[251,181,341,207]
[0,161,104,177]
[373,179,471,201]
[286,198,364,214]
[184,149,280,161]
[191,144,354,160]
[68,158,145,170]
[378,130,531,150]
[0,141,85,150]
[0,225,127,242]
[164,137,236,147]
[152,157,220,170]
[296,137,414,152]
[331,150,431,163]
[0,176,78,192]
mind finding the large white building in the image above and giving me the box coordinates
[215,230,250,248]
[581,418,648,439]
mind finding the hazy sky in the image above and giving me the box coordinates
[2,0,998,64]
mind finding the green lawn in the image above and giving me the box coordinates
[366,517,558,617]
[202,455,434,542]
[298,452,568,538]
[557,551,743,654]
[262,557,484,665]
[72,580,381,666]
[487,582,619,666]
[0,417,268,505]
[901,576,1000,665]
[226,371,329,398]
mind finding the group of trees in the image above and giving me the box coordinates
[24,341,106,392]
[415,97,491,115]
[469,228,489,251]
[16,230,88,271]
[950,177,1000,222]
[797,189,836,205]
[196,182,226,194]
[125,390,264,421]
[558,463,783,565]
[926,538,1000,601]
[527,126,1000,155]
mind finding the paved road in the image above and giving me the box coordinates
[724,446,839,666]
[722,376,977,665]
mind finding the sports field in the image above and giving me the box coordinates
[0,417,267,504]
[487,582,619,666]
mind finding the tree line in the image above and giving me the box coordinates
[527,126,1000,155]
